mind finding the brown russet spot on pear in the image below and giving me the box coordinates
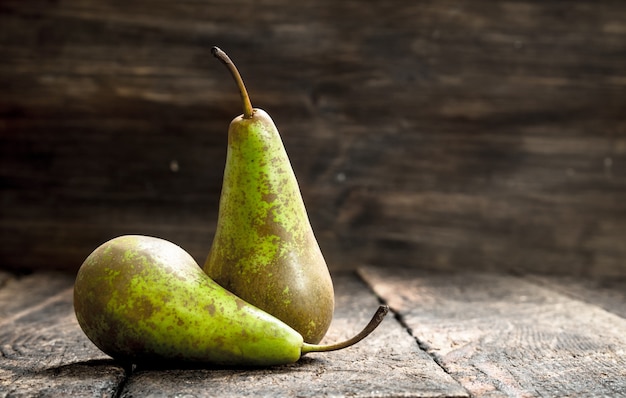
[204,47,335,344]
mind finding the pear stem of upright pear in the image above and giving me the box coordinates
[301,305,389,355]
[211,46,254,119]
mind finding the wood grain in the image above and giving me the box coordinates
[359,266,626,397]
[0,272,126,397]
[1,1,626,277]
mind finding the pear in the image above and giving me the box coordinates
[74,235,387,367]
[204,47,334,344]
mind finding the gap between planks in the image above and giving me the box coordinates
[8,267,623,397]
[358,266,626,398]
[0,270,466,398]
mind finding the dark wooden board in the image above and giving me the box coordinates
[119,273,468,398]
[359,266,626,397]
[2,1,626,277]
[0,272,126,397]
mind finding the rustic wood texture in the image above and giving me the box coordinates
[359,266,626,397]
[2,1,626,276]
[0,272,126,397]
[0,271,466,397]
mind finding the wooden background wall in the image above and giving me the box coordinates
[1,1,625,277]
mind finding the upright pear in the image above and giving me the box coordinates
[204,47,334,344]
[74,235,387,367]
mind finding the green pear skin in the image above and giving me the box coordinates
[204,108,335,344]
[74,235,305,367]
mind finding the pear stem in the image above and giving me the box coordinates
[211,46,254,119]
[301,305,389,355]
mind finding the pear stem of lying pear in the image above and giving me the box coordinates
[211,46,254,119]
[301,305,389,355]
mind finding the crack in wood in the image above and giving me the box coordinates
[356,268,462,383]
[358,265,626,397]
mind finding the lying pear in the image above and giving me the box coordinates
[204,47,334,344]
[74,235,388,367]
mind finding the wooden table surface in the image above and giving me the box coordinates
[1,267,625,397]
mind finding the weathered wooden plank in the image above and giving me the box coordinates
[527,275,626,319]
[119,273,468,398]
[2,0,626,277]
[0,272,126,397]
[359,266,626,398]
